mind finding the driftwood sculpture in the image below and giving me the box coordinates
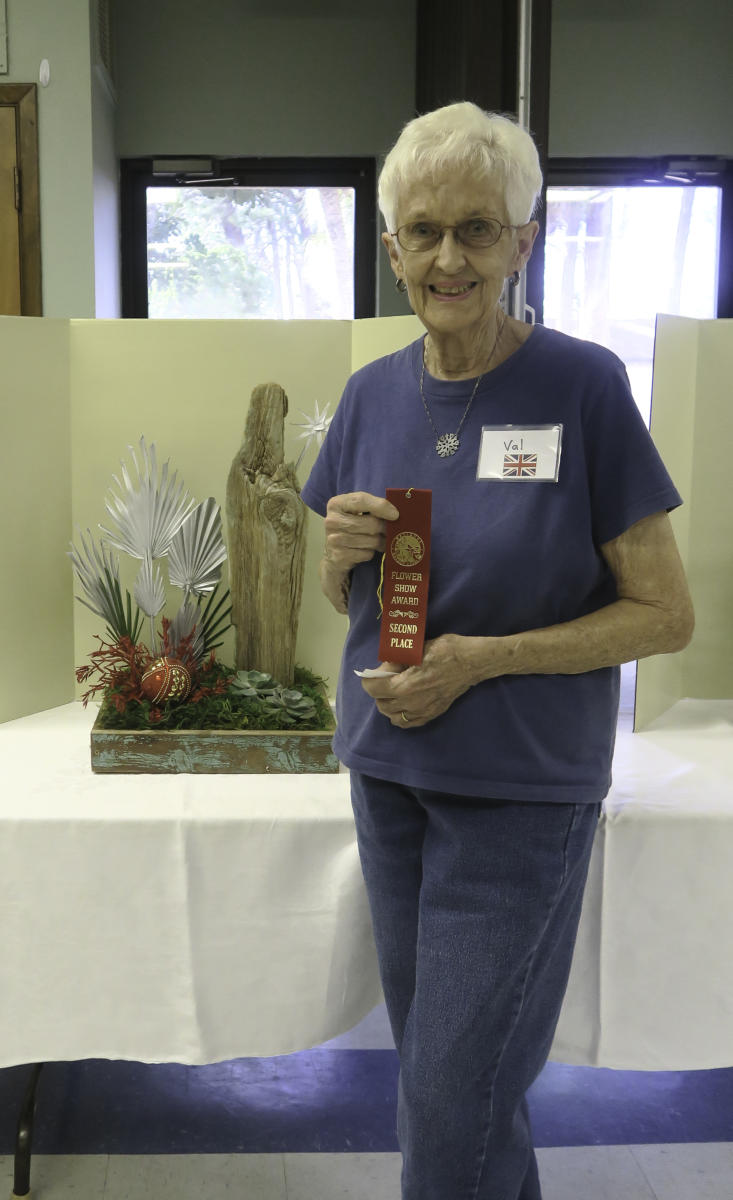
[226,382,306,686]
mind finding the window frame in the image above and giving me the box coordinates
[120,156,377,319]
[544,156,733,320]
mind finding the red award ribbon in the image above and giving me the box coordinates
[377,488,432,666]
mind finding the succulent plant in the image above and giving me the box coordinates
[230,670,317,724]
[263,687,318,725]
[230,669,278,699]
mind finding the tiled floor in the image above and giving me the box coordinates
[3,1147,733,1200]
[1,1003,732,1198]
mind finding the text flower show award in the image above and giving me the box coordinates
[377,488,432,666]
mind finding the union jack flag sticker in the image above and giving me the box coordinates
[503,452,538,477]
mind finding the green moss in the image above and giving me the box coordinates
[96,663,333,731]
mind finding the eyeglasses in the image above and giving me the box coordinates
[391,217,520,252]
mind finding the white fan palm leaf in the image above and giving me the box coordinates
[133,555,166,619]
[167,498,227,597]
[99,438,196,561]
[68,530,121,625]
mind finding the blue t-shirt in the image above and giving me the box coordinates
[301,325,682,803]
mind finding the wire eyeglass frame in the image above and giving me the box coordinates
[391,216,523,252]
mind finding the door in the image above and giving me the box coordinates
[0,84,41,315]
[0,102,21,314]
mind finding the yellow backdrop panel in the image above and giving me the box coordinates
[636,315,733,728]
[634,315,698,729]
[14,311,722,726]
[70,319,354,696]
[351,314,423,372]
[0,316,75,722]
[69,317,426,700]
[685,318,733,698]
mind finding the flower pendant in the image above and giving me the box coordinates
[435,433,460,458]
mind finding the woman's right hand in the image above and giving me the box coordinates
[320,492,400,613]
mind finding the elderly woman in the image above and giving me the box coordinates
[301,102,693,1200]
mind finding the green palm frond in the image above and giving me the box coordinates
[168,585,232,663]
[167,497,227,598]
[99,437,196,561]
[68,530,143,643]
[195,584,232,655]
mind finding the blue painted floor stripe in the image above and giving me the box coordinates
[530,1062,733,1147]
[1,1053,732,1155]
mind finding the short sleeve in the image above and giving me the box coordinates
[582,358,682,546]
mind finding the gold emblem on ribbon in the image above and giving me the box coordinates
[390,531,425,568]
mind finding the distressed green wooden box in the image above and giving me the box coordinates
[90,710,339,774]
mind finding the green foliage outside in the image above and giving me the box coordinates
[147,186,354,319]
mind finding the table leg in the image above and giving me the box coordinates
[12,1063,44,1200]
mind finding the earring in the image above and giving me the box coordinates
[396,278,407,293]
[509,270,520,287]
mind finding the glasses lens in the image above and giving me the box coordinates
[398,221,441,251]
[457,217,502,247]
[396,218,503,251]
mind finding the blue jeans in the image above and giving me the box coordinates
[350,773,600,1200]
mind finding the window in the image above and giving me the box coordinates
[121,158,377,319]
[543,157,732,715]
[544,157,732,423]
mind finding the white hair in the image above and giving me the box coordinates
[378,101,543,232]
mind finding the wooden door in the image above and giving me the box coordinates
[0,84,41,315]
[0,103,21,313]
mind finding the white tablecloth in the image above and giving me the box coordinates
[0,703,381,1068]
[555,698,733,1069]
[1,699,731,1071]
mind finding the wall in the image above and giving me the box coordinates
[111,0,416,318]
[550,0,733,157]
[113,0,415,160]
[3,0,97,316]
[5,2,733,320]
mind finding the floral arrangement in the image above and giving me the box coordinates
[69,438,329,731]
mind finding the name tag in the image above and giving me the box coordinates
[477,424,563,482]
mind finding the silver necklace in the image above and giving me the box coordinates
[419,317,505,458]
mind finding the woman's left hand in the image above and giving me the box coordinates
[360,634,481,728]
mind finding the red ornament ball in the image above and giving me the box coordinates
[141,656,192,704]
